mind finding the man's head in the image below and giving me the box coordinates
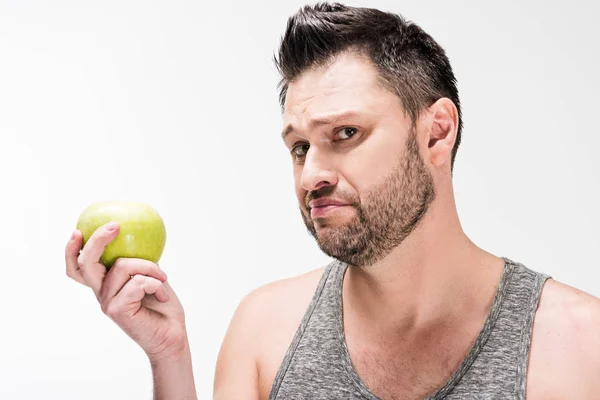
[275,3,461,267]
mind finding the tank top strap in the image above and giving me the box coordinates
[268,258,343,399]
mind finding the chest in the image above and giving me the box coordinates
[348,340,465,400]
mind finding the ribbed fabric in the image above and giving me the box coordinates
[269,257,550,399]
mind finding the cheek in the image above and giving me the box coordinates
[341,141,402,193]
[295,185,305,205]
[293,168,306,205]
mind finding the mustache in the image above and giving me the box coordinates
[304,186,358,209]
[304,186,335,209]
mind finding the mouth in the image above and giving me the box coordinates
[310,204,350,219]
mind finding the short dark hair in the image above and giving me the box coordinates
[274,2,463,172]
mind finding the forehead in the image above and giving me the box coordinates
[283,52,398,122]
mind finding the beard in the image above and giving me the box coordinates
[300,129,436,267]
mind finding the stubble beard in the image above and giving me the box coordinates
[301,130,436,267]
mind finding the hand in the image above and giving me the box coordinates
[65,221,188,361]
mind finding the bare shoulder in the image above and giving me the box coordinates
[247,266,328,387]
[240,265,327,323]
[237,265,328,348]
[527,278,600,398]
[213,264,327,400]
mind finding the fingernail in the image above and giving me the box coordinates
[70,231,77,241]
[106,222,118,231]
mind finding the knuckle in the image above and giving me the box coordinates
[149,278,162,291]
[146,262,160,275]
[103,302,119,318]
[148,279,160,290]
[100,300,110,315]
[132,274,146,285]
[111,258,127,272]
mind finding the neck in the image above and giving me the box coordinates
[342,193,505,338]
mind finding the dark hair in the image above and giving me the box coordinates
[274,2,463,172]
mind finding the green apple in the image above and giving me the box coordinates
[76,200,167,268]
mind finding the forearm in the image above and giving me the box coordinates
[150,342,197,400]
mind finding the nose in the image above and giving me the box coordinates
[300,146,338,192]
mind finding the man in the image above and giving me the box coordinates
[65,3,600,399]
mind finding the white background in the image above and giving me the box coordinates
[1,0,599,398]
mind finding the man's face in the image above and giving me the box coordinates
[281,52,436,267]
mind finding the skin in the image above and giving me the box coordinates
[67,51,600,399]
[65,223,197,400]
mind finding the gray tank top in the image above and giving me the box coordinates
[269,257,551,399]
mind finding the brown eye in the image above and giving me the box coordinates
[337,127,357,140]
[292,144,310,158]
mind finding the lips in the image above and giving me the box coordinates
[307,198,352,219]
[308,198,350,209]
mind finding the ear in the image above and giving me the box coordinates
[425,98,458,168]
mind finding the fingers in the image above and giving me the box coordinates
[66,222,171,321]
[131,274,170,303]
[100,258,168,303]
[77,221,120,295]
[65,229,87,286]
[102,274,170,321]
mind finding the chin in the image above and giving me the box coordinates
[314,216,345,226]
[313,219,352,241]
[313,219,350,234]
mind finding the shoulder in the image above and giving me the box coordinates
[527,278,600,398]
[213,264,328,398]
[533,278,600,345]
[222,263,328,346]
[237,265,328,333]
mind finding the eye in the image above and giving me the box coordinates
[291,143,310,158]
[336,127,358,140]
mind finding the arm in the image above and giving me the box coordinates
[527,280,600,397]
[574,296,600,394]
[151,338,197,400]
[64,225,198,400]
[212,267,326,399]
[213,292,262,400]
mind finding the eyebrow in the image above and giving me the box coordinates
[281,110,362,140]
